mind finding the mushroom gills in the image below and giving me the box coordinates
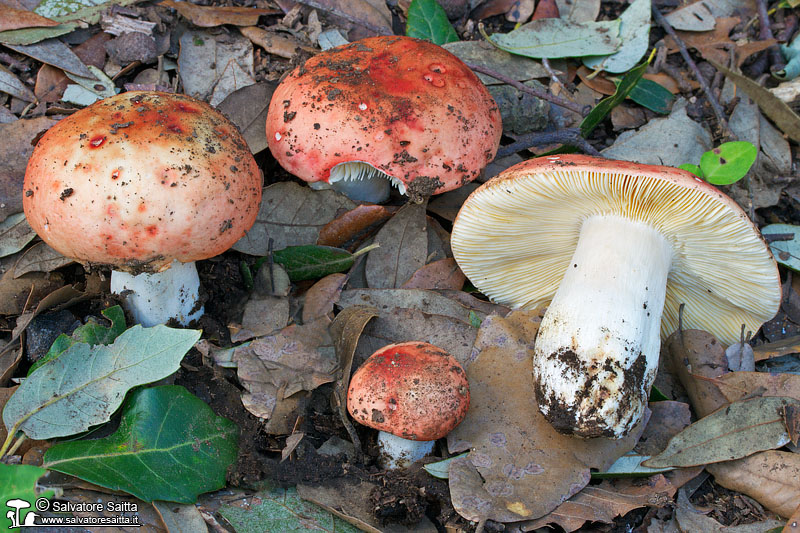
[324,161,406,203]
[533,214,673,438]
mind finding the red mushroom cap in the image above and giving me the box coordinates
[347,341,470,441]
[23,91,262,273]
[266,35,502,199]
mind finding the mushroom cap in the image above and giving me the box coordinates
[347,342,470,441]
[23,91,262,273]
[451,155,781,346]
[266,35,502,198]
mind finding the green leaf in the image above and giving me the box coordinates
[218,485,362,533]
[648,385,669,402]
[43,385,238,503]
[698,141,757,185]
[628,78,673,114]
[580,52,651,136]
[0,463,53,530]
[406,0,459,45]
[488,18,621,59]
[583,0,651,73]
[256,244,377,282]
[643,396,799,469]
[423,452,468,479]
[762,223,800,272]
[677,163,702,177]
[2,325,200,442]
[592,452,673,479]
[29,305,126,376]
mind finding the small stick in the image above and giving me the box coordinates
[465,62,586,116]
[496,128,601,158]
[652,5,733,139]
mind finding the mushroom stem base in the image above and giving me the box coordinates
[110,260,203,327]
[377,431,435,470]
[533,214,672,438]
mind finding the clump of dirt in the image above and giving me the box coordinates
[369,464,454,527]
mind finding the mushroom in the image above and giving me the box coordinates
[266,35,502,203]
[451,155,781,438]
[347,341,470,469]
[23,91,262,327]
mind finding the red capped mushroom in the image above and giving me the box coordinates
[347,341,470,469]
[266,35,502,203]
[23,91,262,326]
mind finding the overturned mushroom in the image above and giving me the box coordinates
[23,91,262,326]
[266,35,502,203]
[451,155,780,438]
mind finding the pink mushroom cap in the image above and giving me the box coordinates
[347,341,470,441]
[266,35,502,199]
[23,91,262,273]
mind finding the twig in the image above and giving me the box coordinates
[755,0,784,69]
[297,0,392,36]
[652,5,733,139]
[496,128,601,158]
[465,62,586,116]
[542,57,571,92]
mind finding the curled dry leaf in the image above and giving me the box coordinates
[235,319,337,433]
[317,204,399,249]
[447,310,644,523]
[233,182,357,256]
[400,257,466,290]
[706,450,800,519]
[303,273,347,324]
[365,202,427,289]
[519,475,677,532]
[161,0,279,27]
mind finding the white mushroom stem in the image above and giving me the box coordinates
[110,260,204,327]
[377,431,435,470]
[533,214,673,438]
[321,161,406,203]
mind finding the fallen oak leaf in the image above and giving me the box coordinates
[161,0,279,27]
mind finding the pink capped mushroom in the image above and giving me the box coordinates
[23,91,262,326]
[266,35,502,203]
[347,341,470,469]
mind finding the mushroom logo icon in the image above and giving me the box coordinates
[5,499,38,528]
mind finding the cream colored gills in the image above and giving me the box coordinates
[533,214,673,439]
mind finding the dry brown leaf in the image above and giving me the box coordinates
[427,183,479,222]
[306,0,392,38]
[355,307,477,368]
[673,488,785,532]
[303,273,347,323]
[447,310,644,523]
[235,319,337,433]
[317,204,398,249]
[161,0,279,27]
[11,241,73,277]
[365,202,427,289]
[785,503,800,532]
[0,116,58,223]
[666,17,741,65]
[239,26,310,59]
[339,288,490,324]
[635,401,692,456]
[0,5,57,32]
[666,328,729,418]
[472,0,517,20]
[520,475,677,532]
[531,0,559,20]
[577,65,617,95]
[239,294,290,338]
[706,450,800,519]
[216,81,274,155]
[715,372,800,403]
[232,182,357,256]
[400,258,465,290]
[34,31,110,103]
[753,336,800,361]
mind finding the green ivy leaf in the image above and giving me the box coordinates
[29,305,126,376]
[0,463,53,530]
[581,52,651,136]
[699,141,757,185]
[628,78,673,114]
[405,0,459,45]
[43,385,239,503]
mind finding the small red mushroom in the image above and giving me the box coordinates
[266,35,502,203]
[23,91,262,326]
[347,341,470,468]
